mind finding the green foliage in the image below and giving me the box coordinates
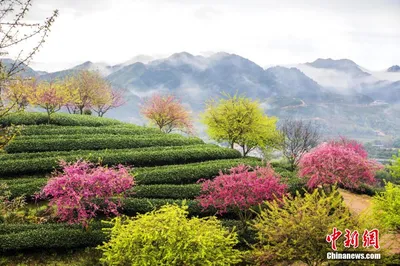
[20,124,160,136]
[135,157,262,185]
[0,125,21,151]
[0,145,241,176]
[98,204,242,266]
[0,226,106,252]
[5,135,203,153]
[83,109,92,115]
[132,184,201,199]
[0,177,47,199]
[250,187,356,266]
[0,183,27,224]
[372,182,400,231]
[201,93,282,156]
[0,112,122,127]
[388,151,400,180]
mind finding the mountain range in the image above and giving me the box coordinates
[2,52,400,140]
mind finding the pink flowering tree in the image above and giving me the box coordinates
[30,80,68,123]
[298,138,383,190]
[40,160,134,226]
[140,93,194,134]
[91,87,126,117]
[196,164,287,226]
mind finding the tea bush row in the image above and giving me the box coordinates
[0,112,123,127]
[0,144,216,162]
[0,146,242,176]
[5,135,204,153]
[20,125,160,136]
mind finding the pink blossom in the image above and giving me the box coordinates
[299,138,383,190]
[196,164,287,215]
[40,160,134,226]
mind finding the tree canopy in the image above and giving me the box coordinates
[201,93,281,156]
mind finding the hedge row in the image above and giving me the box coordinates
[1,158,295,198]
[0,177,47,198]
[5,135,204,153]
[0,146,242,176]
[0,112,123,127]
[0,228,106,252]
[132,184,201,199]
[0,144,216,162]
[20,125,160,136]
[135,157,262,185]
[0,220,244,252]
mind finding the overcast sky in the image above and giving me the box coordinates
[10,0,400,71]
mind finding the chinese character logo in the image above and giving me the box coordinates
[326,228,380,250]
[362,229,380,249]
[326,227,342,251]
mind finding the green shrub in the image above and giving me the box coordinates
[20,125,161,136]
[0,227,106,251]
[372,182,400,231]
[135,157,262,185]
[98,204,242,266]
[5,135,204,153]
[0,144,215,162]
[388,152,400,181]
[249,187,356,266]
[132,184,201,199]
[0,145,242,176]
[83,109,92,115]
[0,112,122,127]
[0,177,48,198]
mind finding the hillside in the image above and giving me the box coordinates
[0,112,274,252]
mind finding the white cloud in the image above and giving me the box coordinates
[7,0,400,72]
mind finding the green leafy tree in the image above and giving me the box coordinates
[201,93,281,156]
[372,182,400,231]
[249,187,357,266]
[388,151,400,180]
[98,204,242,266]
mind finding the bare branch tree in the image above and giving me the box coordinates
[0,0,58,108]
[280,118,321,170]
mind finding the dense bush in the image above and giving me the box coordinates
[372,182,400,231]
[0,112,124,127]
[299,138,383,189]
[388,151,400,180]
[135,157,262,185]
[197,164,287,225]
[40,161,134,225]
[20,125,160,136]
[0,177,47,199]
[0,144,217,162]
[98,204,242,266]
[132,184,201,199]
[249,187,356,265]
[0,145,241,176]
[5,135,204,153]
[0,227,106,251]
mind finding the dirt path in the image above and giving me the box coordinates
[339,189,400,254]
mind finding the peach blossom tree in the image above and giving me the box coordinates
[299,138,383,190]
[140,93,194,134]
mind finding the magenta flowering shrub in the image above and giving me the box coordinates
[299,138,383,190]
[196,164,287,223]
[41,160,134,225]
